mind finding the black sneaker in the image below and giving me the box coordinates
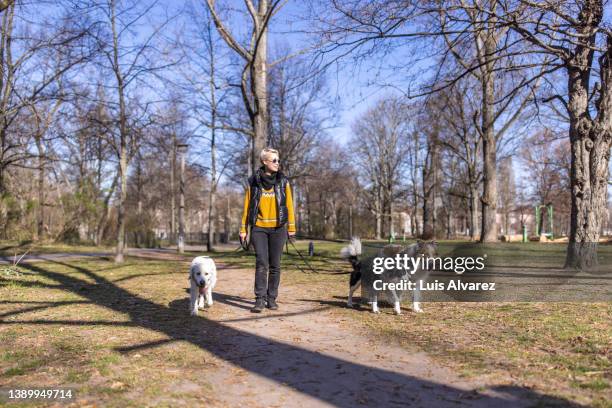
[251,298,265,313]
[266,298,278,310]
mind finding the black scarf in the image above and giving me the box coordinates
[258,166,278,190]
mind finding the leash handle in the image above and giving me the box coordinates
[287,231,296,244]
[239,225,252,251]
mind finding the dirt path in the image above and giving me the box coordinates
[189,264,567,407]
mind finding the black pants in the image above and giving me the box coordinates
[251,225,287,300]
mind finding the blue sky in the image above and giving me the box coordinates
[35,0,606,197]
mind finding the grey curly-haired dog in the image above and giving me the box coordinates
[340,237,438,314]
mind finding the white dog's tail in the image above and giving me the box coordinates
[340,237,362,259]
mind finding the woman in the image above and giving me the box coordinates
[240,147,296,313]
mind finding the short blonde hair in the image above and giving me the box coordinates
[260,147,279,163]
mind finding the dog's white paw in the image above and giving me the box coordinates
[347,301,353,308]
[394,309,402,315]
[413,307,423,313]
[206,301,213,307]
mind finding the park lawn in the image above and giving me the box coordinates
[0,258,229,407]
[279,240,612,406]
[0,240,114,258]
[0,241,609,407]
[346,302,611,408]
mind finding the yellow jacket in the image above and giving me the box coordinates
[240,182,296,234]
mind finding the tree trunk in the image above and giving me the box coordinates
[170,136,176,240]
[564,41,612,269]
[114,151,127,258]
[95,175,118,246]
[250,0,269,176]
[469,185,478,241]
[480,132,498,243]
[112,0,128,263]
[0,129,6,197]
[0,163,4,196]
[224,195,230,239]
[207,36,217,252]
[375,186,382,239]
[206,164,216,252]
[422,139,437,239]
[446,207,452,239]
[178,146,186,254]
[206,156,217,252]
[479,22,499,243]
[35,134,45,240]
[564,130,608,269]
[412,185,420,237]
[136,160,143,248]
[306,186,312,236]
[348,203,353,238]
[480,103,498,241]
[115,143,127,262]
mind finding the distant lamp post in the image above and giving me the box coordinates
[177,143,189,254]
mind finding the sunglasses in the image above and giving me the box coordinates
[266,158,280,164]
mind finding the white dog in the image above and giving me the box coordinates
[189,256,217,316]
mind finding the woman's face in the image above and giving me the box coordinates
[263,154,280,173]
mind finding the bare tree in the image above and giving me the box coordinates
[351,96,411,239]
[311,1,538,242]
[298,139,355,239]
[51,83,119,245]
[0,1,91,237]
[205,0,286,176]
[497,156,516,235]
[521,130,571,237]
[0,1,13,12]
[267,46,333,181]
[435,81,483,240]
[88,0,172,262]
[29,95,63,240]
[490,1,612,268]
[420,101,441,239]
[435,1,539,242]
[176,5,237,252]
[406,129,423,237]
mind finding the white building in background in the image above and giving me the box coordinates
[398,211,411,239]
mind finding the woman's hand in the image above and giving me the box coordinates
[239,232,247,241]
[288,231,296,237]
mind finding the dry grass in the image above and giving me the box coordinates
[0,240,610,407]
[0,258,223,407]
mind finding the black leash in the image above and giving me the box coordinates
[235,232,318,273]
[286,235,319,274]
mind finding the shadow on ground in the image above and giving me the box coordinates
[4,260,585,407]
